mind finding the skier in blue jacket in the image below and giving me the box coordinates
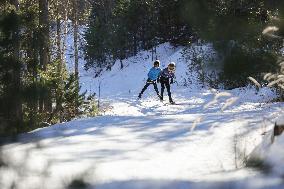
[159,62,176,104]
[138,60,162,99]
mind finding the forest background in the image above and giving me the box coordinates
[0,0,284,135]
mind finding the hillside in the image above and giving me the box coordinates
[1,43,284,189]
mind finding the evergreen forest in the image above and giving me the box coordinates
[1,0,284,136]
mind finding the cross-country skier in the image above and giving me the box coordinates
[159,62,176,104]
[138,60,162,99]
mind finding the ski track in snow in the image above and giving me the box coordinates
[1,43,284,189]
[1,87,284,189]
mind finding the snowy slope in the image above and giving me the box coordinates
[1,43,284,189]
[78,43,195,97]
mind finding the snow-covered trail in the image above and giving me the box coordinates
[96,87,280,179]
[1,43,284,189]
[2,86,283,189]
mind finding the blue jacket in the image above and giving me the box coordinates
[148,67,162,80]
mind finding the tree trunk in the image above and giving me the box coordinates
[120,59,123,69]
[73,5,79,80]
[61,1,69,64]
[56,18,62,63]
[38,0,52,113]
[72,0,79,114]
[11,0,23,131]
[39,0,49,70]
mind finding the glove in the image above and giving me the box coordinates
[147,79,154,84]
[170,79,174,84]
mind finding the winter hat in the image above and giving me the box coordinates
[153,60,160,66]
[168,62,176,71]
[168,62,176,67]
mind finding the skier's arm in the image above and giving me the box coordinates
[157,76,160,83]
[147,69,151,78]
[157,70,162,83]
[170,73,175,84]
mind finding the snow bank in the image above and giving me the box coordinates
[230,86,278,103]
[248,115,284,177]
[1,35,284,189]
[266,134,284,175]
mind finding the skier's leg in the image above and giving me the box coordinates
[138,83,150,98]
[160,82,165,100]
[153,82,161,98]
[166,82,173,103]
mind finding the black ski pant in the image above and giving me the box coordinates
[139,79,160,97]
[160,78,173,102]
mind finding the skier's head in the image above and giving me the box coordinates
[168,62,176,72]
[153,60,160,67]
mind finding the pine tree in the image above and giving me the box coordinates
[0,0,93,135]
[182,0,283,88]
[0,1,23,134]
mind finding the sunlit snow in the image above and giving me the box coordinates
[1,43,284,189]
